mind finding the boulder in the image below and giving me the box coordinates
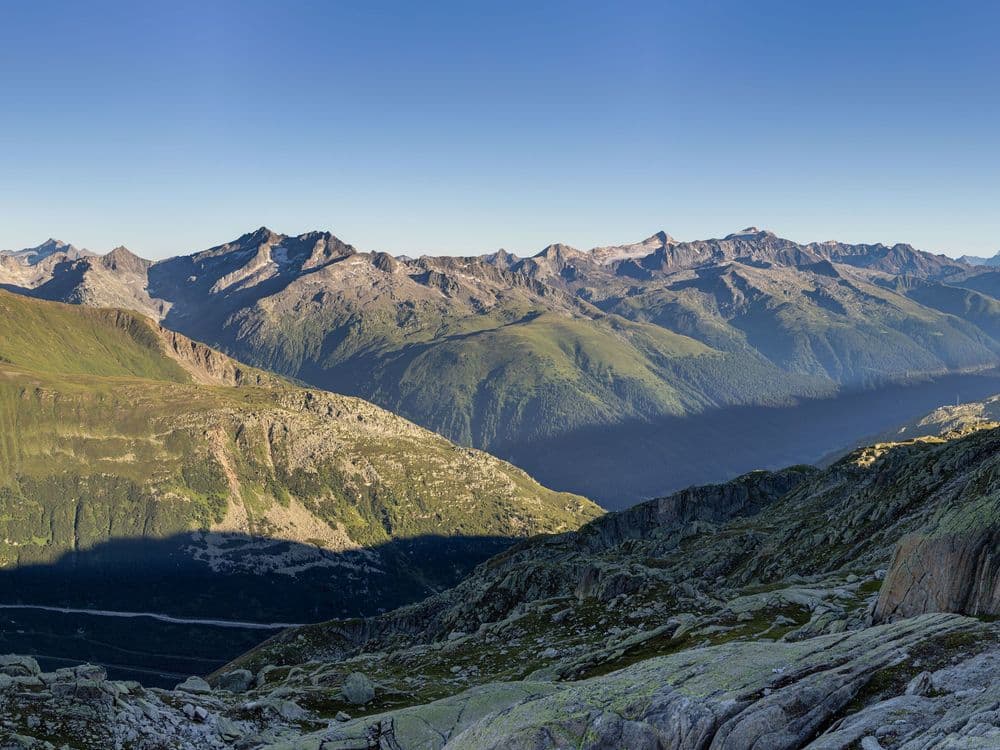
[341,671,375,705]
[73,663,107,681]
[216,716,244,741]
[0,655,40,678]
[175,675,212,694]
[245,696,308,721]
[905,670,934,696]
[216,668,254,693]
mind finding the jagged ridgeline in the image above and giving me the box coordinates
[0,290,600,621]
[5,228,1000,506]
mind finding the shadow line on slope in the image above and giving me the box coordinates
[0,531,518,686]
[498,368,1000,509]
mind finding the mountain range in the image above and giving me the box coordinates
[4,228,1000,505]
[0,230,998,748]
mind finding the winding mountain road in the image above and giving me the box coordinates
[0,603,301,630]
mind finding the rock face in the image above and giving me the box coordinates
[546,466,816,554]
[228,615,996,750]
[875,529,1000,621]
[152,324,281,387]
[870,429,1000,623]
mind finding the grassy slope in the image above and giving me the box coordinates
[250,305,825,449]
[0,291,601,568]
[0,291,189,380]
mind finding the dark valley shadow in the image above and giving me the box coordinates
[499,368,1000,508]
[0,531,514,687]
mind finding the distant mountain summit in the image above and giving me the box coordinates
[101,245,152,274]
[958,251,1000,267]
[0,238,90,265]
[0,239,94,290]
[3,225,1000,505]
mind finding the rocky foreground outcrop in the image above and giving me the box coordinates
[872,430,1000,623]
[875,530,1000,622]
[393,615,997,750]
[1,614,996,749]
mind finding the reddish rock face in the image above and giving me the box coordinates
[874,529,1000,622]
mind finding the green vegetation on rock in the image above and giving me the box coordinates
[0,290,601,605]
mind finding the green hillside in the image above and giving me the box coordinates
[239,303,832,451]
[0,292,189,380]
[0,291,601,611]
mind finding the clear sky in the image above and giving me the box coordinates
[1,0,997,259]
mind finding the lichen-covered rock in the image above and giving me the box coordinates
[341,671,375,705]
[0,617,996,749]
[811,646,1000,748]
[447,615,977,750]
[276,615,993,750]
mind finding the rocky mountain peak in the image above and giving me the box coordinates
[2,238,87,265]
[299,231,356,269]
[534,243,582,260]
[726,226,777,239]
[958,251,1000,267]
[100,245,152,273]
[643,230,676,245]
[485,248,519,268]
[240,226,283,247]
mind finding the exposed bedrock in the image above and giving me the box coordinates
[874,528,1000,622]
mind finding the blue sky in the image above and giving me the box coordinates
[1,0,997,258]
